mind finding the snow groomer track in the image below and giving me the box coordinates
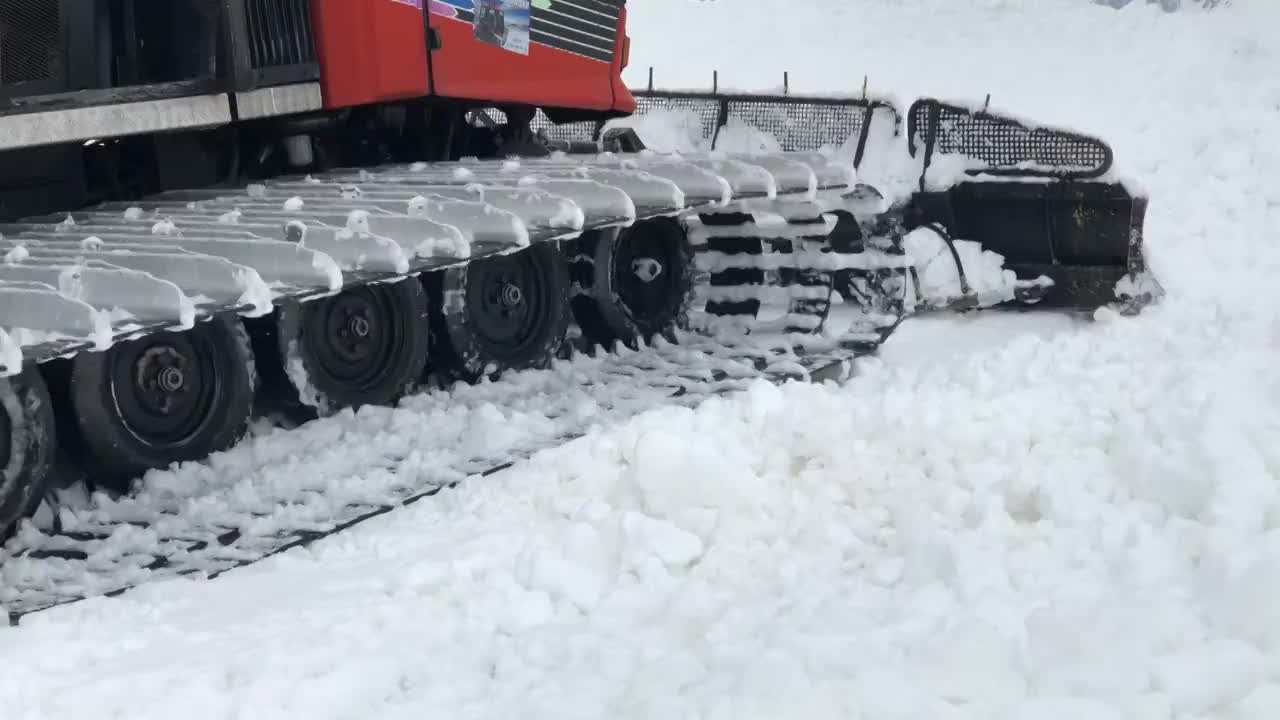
[0,91,1156,622]
[1,332,862,625]
[0,144,894,620]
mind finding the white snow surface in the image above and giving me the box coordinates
[5,1,1280,718]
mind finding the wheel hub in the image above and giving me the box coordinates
[465,252,552,358]
[111,333,219,447]
[158,366,185,393]
[325,300,380,365]
[348,314,371,339]
[500,283,524,308]
[611,220,689,334]
[310,289,398,388]
[631,257,664,284]
[134,346,192,416]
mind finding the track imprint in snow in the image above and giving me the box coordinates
[0,332,858,618]
[5,0,1280,718]
[3,300,1280,720]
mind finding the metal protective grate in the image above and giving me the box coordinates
[723,99,866,152]
[632,91,893,166]
[526,91,894,162]
[0,0,61,86]
[909,99,1112,178]
[530,109,598,143]
[244,0,316,70]
[633,94,724,143]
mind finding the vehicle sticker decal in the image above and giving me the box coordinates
[471,0,531,55]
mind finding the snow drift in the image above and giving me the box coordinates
[3,1,1280,718]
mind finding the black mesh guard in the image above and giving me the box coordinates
[528,90,898,165]
[722,98,868,154]
[634,93,724,143]
[0,0,61,87]
[530,109,600,143]
[630,91,897,165]
[908,98,1113,179]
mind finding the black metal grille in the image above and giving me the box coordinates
[244,0,316,70]
[723,99,866,153]
[526,91,897,166]
[634,93,723,144]
[908,99,1112,179]
[530,109,598,143]
[0,0,61,86]
[630,91,896,167]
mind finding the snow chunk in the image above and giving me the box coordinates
[621,511,704,570]
[1153,639,1268,715]
[910,617,1027,706]
[4,244,29,263]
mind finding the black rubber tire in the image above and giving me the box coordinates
[68,314,256,493]
[0,367,56,540]
[424,242,571,382]
[569,219,697,349]
[258,279,431,420]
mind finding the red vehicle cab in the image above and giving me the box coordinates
[310,0,635,117]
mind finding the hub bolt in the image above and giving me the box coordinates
[632,258,664,283]
[158,366,185,393]
[500,283,524,307]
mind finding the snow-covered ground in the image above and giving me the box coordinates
[4,0,1280,718]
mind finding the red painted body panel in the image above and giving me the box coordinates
[612,5,636,114]
[429,15,615,112]
[310,0,634,116]
[310,0,431,109]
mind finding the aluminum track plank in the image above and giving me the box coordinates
[0,284,113,348]
[1,242,273,318]
[24,212,413,276]
[0,154,864,369]
[0,263,194,327]
[6,229,342,294]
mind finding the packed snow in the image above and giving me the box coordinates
[4,0,1280,718]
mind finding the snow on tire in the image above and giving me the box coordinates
[0,367,56,540]
[424,242,572,383]
[258,278,432,420]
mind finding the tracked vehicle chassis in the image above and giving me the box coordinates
[0,83,1160,619]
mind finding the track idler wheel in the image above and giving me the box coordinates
[67,315,256,492]
[0,367,56,539]
[260,279,431,420]
[424,242,571,382]
[569,218,696,349]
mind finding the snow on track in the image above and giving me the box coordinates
[5,1,1280,718]
[1,333,851,616]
